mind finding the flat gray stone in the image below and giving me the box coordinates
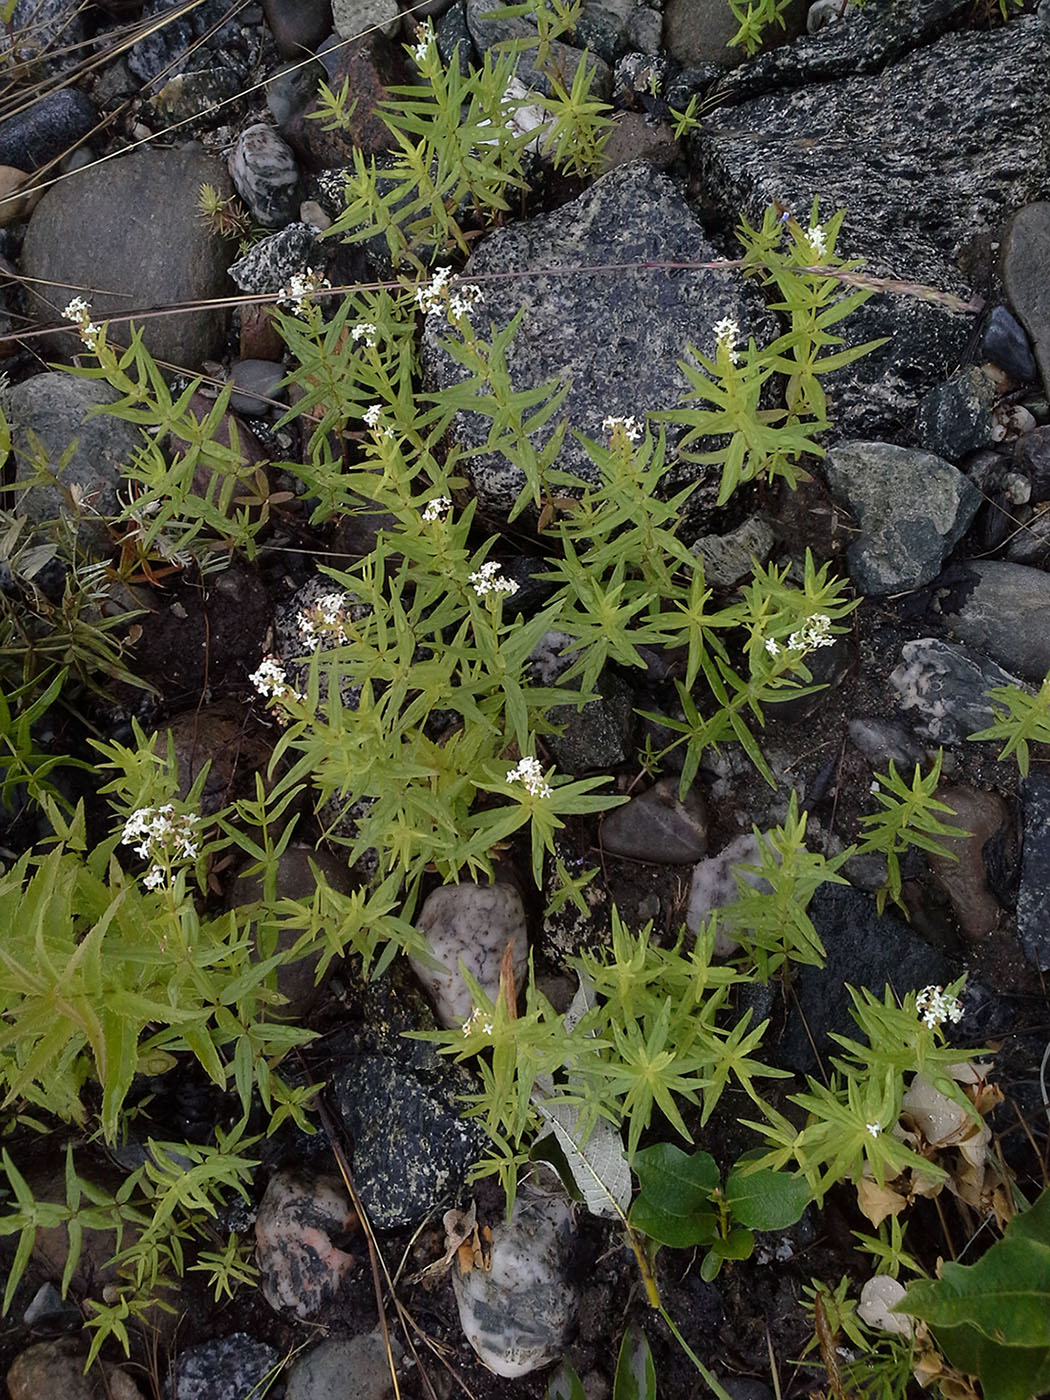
[21,145,235,371]
[824,441,979,594]
[422,159,777,525]
[692,17,1050,443]
[938,560,1050,683]
[600,775,709,863]
[889,636,1026,746]
[286,1334,394,1400]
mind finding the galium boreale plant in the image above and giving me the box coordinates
[855,750,970,914]
[658,201,887,505]
[968,669,1050,776]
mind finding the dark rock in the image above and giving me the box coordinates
[1017,775,1050,969]
[823,441,979,594]
[3,372,140,555]
[664,0,806,67]
[332,975,487,1228]
[21,145,234,370]
[625,6,662,54]
[692,515,774,586]
[261,0,334,56]
[128,0,245,83]
[228,222,321,293]
[162,702,272,813]
[777,883,957,1075]
[146,63,246,127]
[982,304,1037,384]
[0,90,97,175]
[230,358,287,414]
[847,717,927,769]
[692,17,1050,444]
[937,560,1050,682]
[229,123,302,228]
[889,637,1025,746]
[166,1334,280,1400]
[547,669,635,773]
[286,35,399,170]
[600,775,709,863]
[1,0,86,79]
[927,785,1012,944]
[712,0,971,102]
[254,1171,357,1317]
[1016,424,1050,500]
[465,0,612,98]
[436,0,476,71]
[913,367,998,462]
[265,56,326,128]
[8,1338,143,1400]
[285,1334,395,1400]
[422,159,778,524]
[1002,201,1050,400]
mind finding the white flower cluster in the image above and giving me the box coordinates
[602,415,643,442]
[278,269,330,315]
[866,1122,881,1138]
[915,985,964,1031]
[712,315,741,365]
[413,265,483,322]
[461,1006,494,1037]
[766,614,836,657]
[122,805,202,890]
[362,402,394,439]
[297,592,351,650]
[469,561,519,598]
[422,496,451,523]
[808,223,828,259]
[410,18,435,65]
[351,321,378,347]
[249,655,301,710]
[506,754,552,799]
[63,296,102,351]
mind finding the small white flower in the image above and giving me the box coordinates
[250,654,293,699]
[506,754,553,799]
[808,224,827,259]
[461,1007,494,1036]
[143,866,167,891]
[297,593,351,651]
[63,296,90,322]
[866,1122,881,1138]
[122,805,202,886]
[469,560,519,598]
[278,269,330,315]
[601,415,643,442]
[712,315,741,365]
[351,321,378,346]
[363,403,383,429]
[915,985,963,1031]
[422,496,451,523]
[410,18,434,64]
[764,637,780,657]
[787,614,834,651]
[447,284,483,321]
[414,264,453,314]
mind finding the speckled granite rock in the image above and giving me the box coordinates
[823,441,980,594]
[422,159,778,525]
[1018,775,1050,969]
[166,1334,280,1400]
[465,0,612,97]
[411,881,528,1029]
[453,1185,579,1377]
[331,972,487,1228]
[691,16,1050,443]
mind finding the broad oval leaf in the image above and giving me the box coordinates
[724,1162,812,1231]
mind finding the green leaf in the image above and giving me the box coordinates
[546,1361,589,1400]
[902,1186,1050,1349]
[724,1159,812,1231]
[630,1143,720,1247]
[613,1326,657,1400]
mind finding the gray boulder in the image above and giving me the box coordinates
[21,146,235,371]
[3,373,141,555]
[937,560,1050,683]
[823,441,979,594]
[422,159,778,524]
[691,16,1050,443]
